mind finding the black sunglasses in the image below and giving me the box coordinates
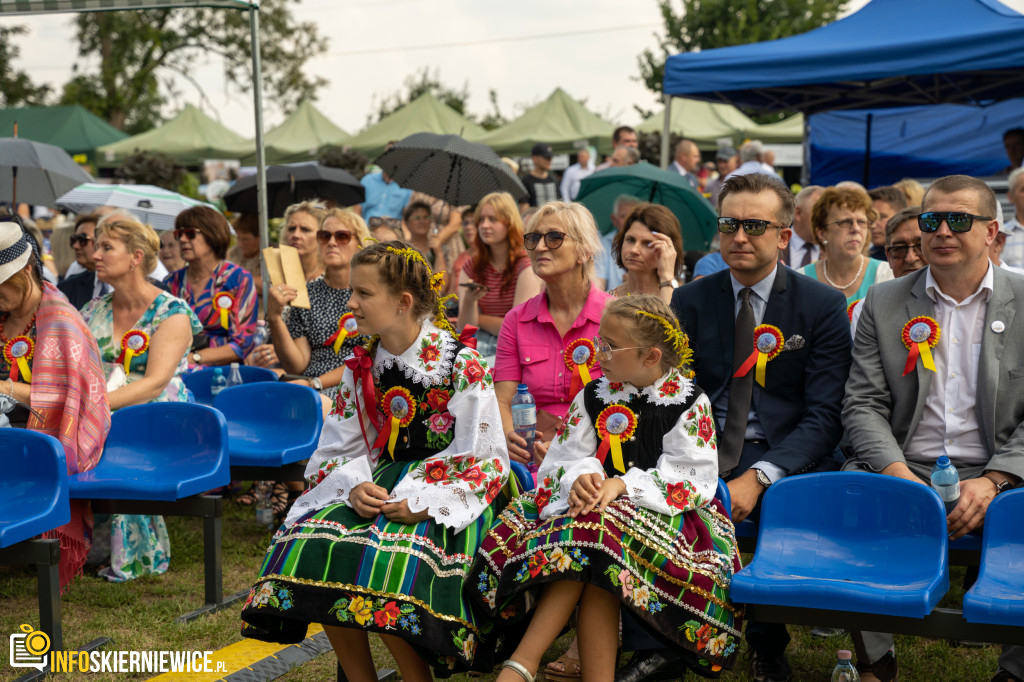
[69,233,94,247]
[917,211,992,233]
[317,229,354,245]
[524,231,567,250]
[173,227,198,241]
[885,241,923,260]
[717,217,783,236]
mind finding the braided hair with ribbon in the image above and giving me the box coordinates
[605,294,695,378]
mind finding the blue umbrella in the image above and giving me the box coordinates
[576,162,717,250]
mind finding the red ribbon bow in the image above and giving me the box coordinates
[459,325,479,350]
[345,345,380,430]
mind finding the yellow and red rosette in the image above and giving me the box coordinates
[595,404,637,474]
[847,299,860,322]
[733,324,784,387]
[214,291,234,330]
[3,335,33,383]
[901,316,940,376]
[324,312,358,354]
[116,329,150,373]
[373,386,417,458]
[564,338,597,396]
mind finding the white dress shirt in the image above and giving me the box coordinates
[905,264,994,464]
[1001,217,1024,268]
[559,162,594,201]
[786,231,820,268]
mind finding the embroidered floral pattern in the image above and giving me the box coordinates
[246,581,294,610]
[604,566,664,613]
[681,620,737,659]
[307,456,351,486]
[595,377,638,404]
[371,322,457,388]
[652,471,700,512]
[417,332,442,371]
[329,594,422,634]
[452,627,476,660]
[477,569,498,608]
[685,401,718,449]
[533,466,565,513]
[412,455,504,503]
[556,401,583,444]
[646,367,694,406]
[330,385,356,419]
[514,547,589,582]
[452,351,492,392]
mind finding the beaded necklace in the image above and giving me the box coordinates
[0,313,36,345]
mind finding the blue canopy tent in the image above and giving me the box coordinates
[659,0,1024,183]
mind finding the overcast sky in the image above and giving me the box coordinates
[3,0,1021,139]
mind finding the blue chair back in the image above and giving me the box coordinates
[963,489,1024,626]
[715,478,730,513]
[183,366,278,405]
[0,430,69,548]
[509,461,535,494]
[214,382,324,467]
[70,403,229,501]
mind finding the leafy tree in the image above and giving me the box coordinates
[319,146,370,180]
[59,0,327,134]
[0,25,52,108]
[368,67,471,126]
[637,0,847,96]
[115,149,186,191]
[477,89,508,132]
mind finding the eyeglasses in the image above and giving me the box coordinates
[918,211,992,233]
[828,218,870,230]
[592,335,645,361]
[317,230,354,245]
[173,227,198,241]
[524,231,568,250]
[69,234,94,247]
[717,217,783,236]
[885,241,924,260]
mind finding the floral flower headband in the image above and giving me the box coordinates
[634,310,695,378]
[384,245,457,336]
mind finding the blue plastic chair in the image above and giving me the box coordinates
[214,382,324,468]
[963,489,1024,627]
[0,430,69,547]
[70,402,230,501]
[730,472,949,619]
[183,366,278,406]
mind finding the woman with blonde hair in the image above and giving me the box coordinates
[457,192,541,361]
[80,216,201,581]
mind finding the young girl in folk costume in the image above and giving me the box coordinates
[472,295,743,682]
[240,241,509,681]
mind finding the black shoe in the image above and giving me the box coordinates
[749,650,792,682]
[614,650,685,682]
[992,670,1024,682]
[856,652,898,682]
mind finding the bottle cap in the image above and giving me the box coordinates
[937,455,951,467]
[517,383,528,391]
[231,362,239,369]
[837,650,852,660]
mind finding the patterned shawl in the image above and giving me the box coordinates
[32,282,111,589]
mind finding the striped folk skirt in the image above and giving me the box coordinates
[470,492,744,674]
[240,461,503,675]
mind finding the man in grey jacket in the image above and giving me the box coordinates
[843,174,1024,682]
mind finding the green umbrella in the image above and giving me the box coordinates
[576,162,718,250]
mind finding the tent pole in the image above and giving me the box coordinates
[802,116,810,186]
[863,113,873,188]
[249,3,271,316]
[660,94,672,169]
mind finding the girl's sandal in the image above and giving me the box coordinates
[270,482,292,515]
[501,660,534,682]
[237,480,271,506]
[544,652,582,681]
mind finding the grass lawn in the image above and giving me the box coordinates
[0,501,1000,682]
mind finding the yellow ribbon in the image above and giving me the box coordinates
[123,349,135,374]
[755,351,769,387]
[387,415,400,458]
[579,364,592,386]
[609,435,626,474]
[333,330,350,354]
[15,357,31,383]
[219,308,229,330]
[919,342,936,371]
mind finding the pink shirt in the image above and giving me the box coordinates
[494,283,613,419]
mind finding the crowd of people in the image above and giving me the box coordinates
[2,123,1024,682]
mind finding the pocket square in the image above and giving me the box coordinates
[781,334,805,352]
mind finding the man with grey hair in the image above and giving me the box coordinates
[669,139,701,190]
[609,145,641,168]
[1001,166,1024,267]
[728,139,776,179]
[559,148,594,201]
[784,185,824,268]
[595,194,641,291]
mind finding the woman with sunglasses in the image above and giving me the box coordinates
[801,186,893,305]
[494,202,611,468]
[402,200,447,275]
[166,206,258,366]
[609,203,684,304]
[456,192,541,363]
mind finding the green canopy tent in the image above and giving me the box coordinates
[638,98,803,150]
[348,92,487,160]
[0,105,128,165]
[478,88,615,156]
[95,104,251,168]
[228,99,351,165]
[750,113,805,144]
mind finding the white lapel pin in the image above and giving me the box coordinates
[991,320,1005,333]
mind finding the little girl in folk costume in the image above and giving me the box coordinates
[472,295,742,682]
[241,242,509,681]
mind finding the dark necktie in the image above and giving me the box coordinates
[720,287,754,472]
[798,243,814,268]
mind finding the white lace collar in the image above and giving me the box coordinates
[593,368,694,407]
[372,320,457,387]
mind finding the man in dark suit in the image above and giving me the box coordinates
[58,213,107,310]
[618,174,850,682]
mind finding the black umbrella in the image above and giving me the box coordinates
[223,164,365,216]
[0,138,92,206]
[374,132,527,206]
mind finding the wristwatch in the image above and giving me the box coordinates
[659,278,681,289]
[191,352,203,365]
[310,376,323,391]
[984,471,1015,496]
[753,468,773,489]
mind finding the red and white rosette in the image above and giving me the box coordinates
[3,335,33,382]
[372,386,418,458]
[733,324,784,387]
[595,404,637,474]
[324,312,358,354]
[116,328,150,373]
[901,316,940,376]
[563,338,597,396]
[214,291,234,330]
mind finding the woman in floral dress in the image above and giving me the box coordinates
[81,217,200,581]
[241,241,509,681]
[472,295,742,682]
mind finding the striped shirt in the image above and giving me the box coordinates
[462,255,532,317]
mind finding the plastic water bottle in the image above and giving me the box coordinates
[831,650,859,682]
[931,456,960,514]
[254,484,274,529]
[253,320,270,347]
[210,367,227,397]
[227,362,243,388]
[511,384,537,462]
